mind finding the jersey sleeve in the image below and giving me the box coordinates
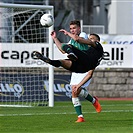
[67,39,71,44]
[95,42,103,50]
[79,32,88,39]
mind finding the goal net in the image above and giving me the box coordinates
[0,3,54,107]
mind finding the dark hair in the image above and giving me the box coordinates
[90,33,100,41]
[70,20,80,27]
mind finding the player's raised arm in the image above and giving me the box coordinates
[77,37,97,48]
[51,31,65,54]
[59,29,79,41]
[59,29,97,48]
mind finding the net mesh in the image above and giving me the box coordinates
[1,8,48,43]
[0,4,52,107]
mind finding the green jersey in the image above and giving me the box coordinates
[68,32,89,51]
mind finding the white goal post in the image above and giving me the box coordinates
[0,3,54,107]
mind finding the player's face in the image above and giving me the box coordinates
[89,35,99,42]
[70,24,80,35]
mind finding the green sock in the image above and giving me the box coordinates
[75,105,82,116]
[72,97,83,117]
[85,94,93,102]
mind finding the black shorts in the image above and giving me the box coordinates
[69,60,93,73]
[68,45,103,73]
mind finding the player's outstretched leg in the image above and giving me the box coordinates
[33,51,69,68]
[33,51,50,63]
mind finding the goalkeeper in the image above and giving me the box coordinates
[34,27,103,73]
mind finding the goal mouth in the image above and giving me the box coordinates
[0,3,54,107]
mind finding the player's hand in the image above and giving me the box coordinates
[72,85,80,94]
[51,31,56,39]
[59,29,68,35]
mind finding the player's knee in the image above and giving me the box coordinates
[72,91,78,97]
[61,44,72,53]
[61,44,66,50]
[61,44,68,51]
[79,88,89,98]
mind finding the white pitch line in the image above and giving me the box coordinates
[101,104,133,106]
[0,104,132,108]
[51,104,133,108]
[0,110,133,117]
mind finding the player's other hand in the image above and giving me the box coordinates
[72,85,80,95]
[59,29,68,35]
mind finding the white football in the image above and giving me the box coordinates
[40,13,54,27]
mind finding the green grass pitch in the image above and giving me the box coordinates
[0,100,133,133]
